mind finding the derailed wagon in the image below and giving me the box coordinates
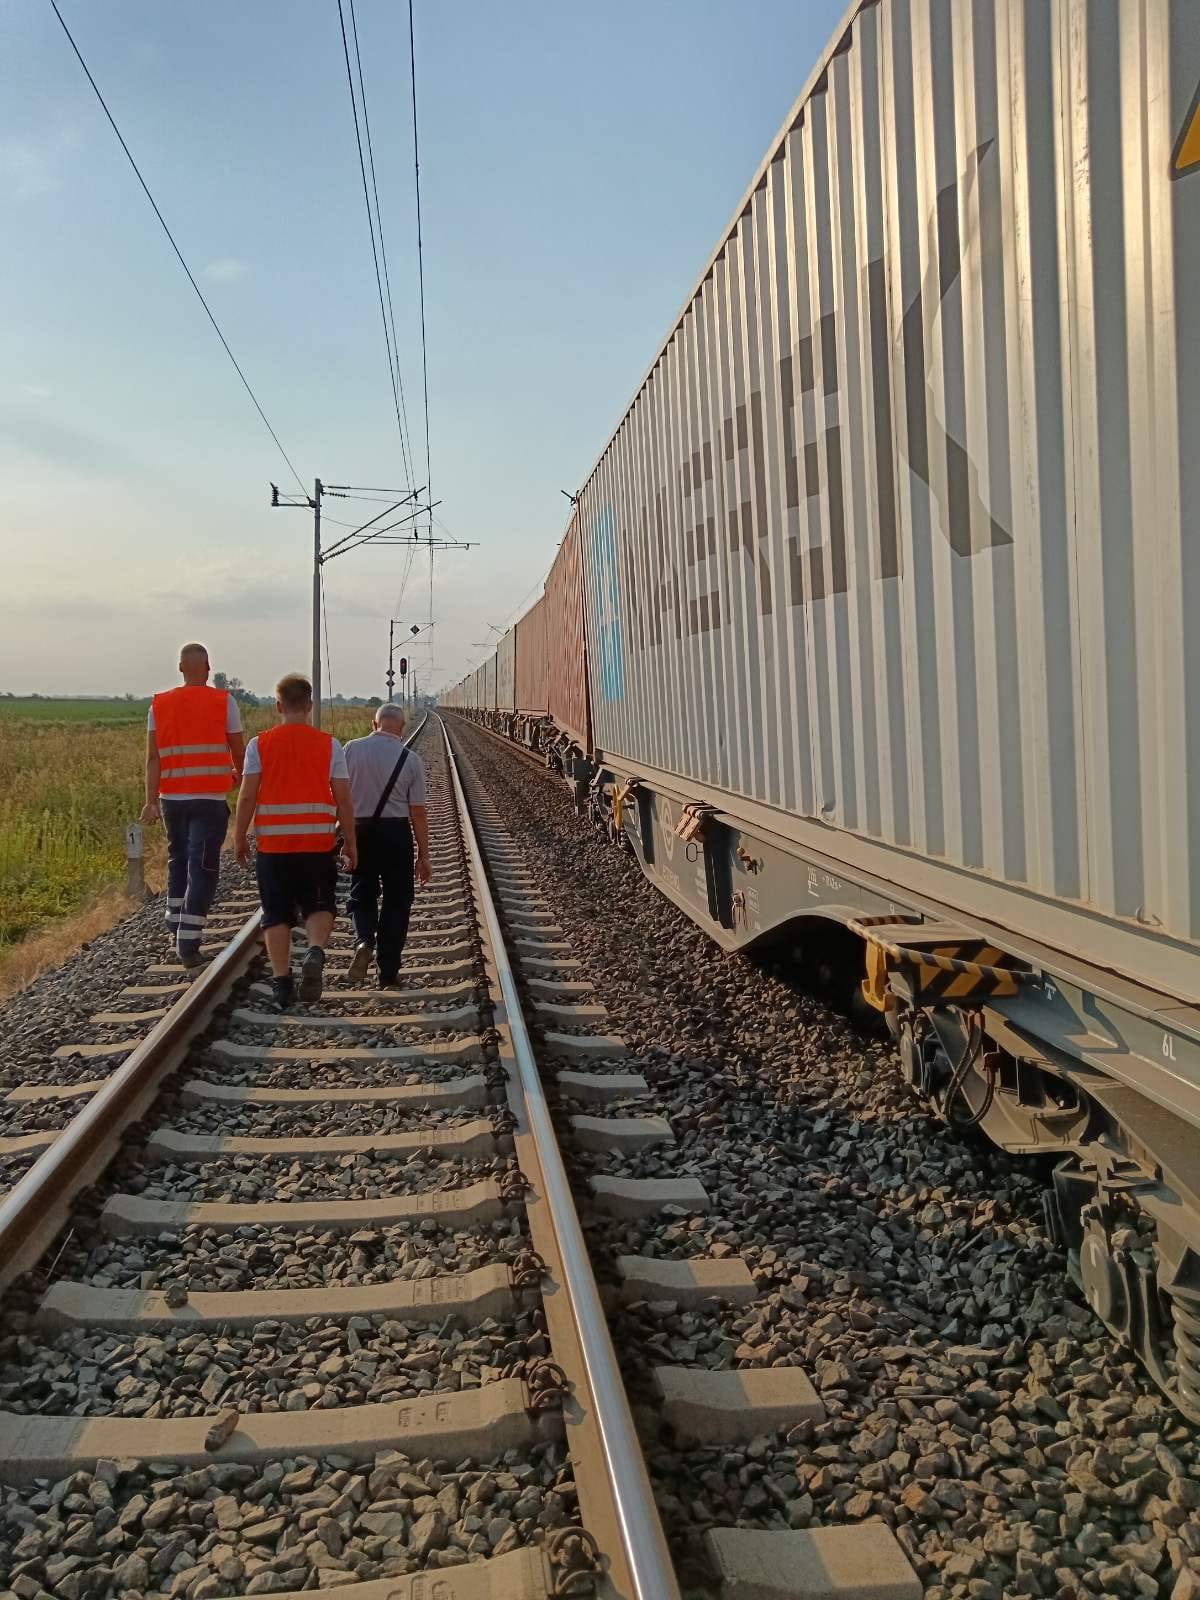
[446,0,1200,1418]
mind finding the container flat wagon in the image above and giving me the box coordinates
[512,596,550,747]
[445,0,1200,1418]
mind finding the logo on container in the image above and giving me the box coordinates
[591,505,624,701]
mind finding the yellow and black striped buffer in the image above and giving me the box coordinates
[851,918,1028,1009]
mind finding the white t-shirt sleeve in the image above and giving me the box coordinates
[242,736,262,777]
[329,739,349,781]
[146,708,155,732]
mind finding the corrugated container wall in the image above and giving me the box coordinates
[544,517,591,747]
[496,629,517,711]
[577,0,1200,1000]
[515,597,549,713]
[483,655,497,711]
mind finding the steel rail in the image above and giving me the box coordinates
[439,713,681,1600]
[0,710,431,1290]
[0,913,262,1289]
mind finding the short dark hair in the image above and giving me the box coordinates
[276,673,313,711]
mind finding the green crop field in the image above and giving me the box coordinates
[0,697,153,725]
[0,701,376,963]
[0,717,150,949]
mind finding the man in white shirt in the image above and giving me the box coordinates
[343,704,431,987]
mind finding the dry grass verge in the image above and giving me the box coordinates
[0,866,164,1002]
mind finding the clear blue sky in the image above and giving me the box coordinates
[0,0,848,698]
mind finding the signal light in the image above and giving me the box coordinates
[399,658,408,677]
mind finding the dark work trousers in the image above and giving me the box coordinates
[348,817,415,981]
[161,798,229,955]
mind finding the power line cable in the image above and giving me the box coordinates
[394,544,418,617]
[347,0,416,484]
[328,483,417,494]
[47,0,307,496]
[335,0,413,486]
[408,0,432,536]
[322,496,412,561]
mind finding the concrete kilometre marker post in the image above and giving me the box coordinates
[124,822,145,900]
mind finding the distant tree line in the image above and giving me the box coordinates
[1,685,387,704]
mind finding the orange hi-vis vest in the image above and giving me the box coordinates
[152,686,234,797]
[253,723,337,853]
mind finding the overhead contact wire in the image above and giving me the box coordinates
[348,0,416,487]
[47,0,306,495]
[335,0,412,487]
[408,0,432,537]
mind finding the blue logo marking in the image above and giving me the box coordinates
[590,506,624,702]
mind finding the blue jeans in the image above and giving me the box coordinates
[161,798,229,954]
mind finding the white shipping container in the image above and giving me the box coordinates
[577,0,1200,1003]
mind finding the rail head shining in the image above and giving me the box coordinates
[0,911,263,1287]
[438,714,681,1600]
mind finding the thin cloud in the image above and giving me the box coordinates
[0,403,129,476]
[204,257,248,282]
[0,137,58,198]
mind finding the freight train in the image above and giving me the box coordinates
[443,0,1200,1417]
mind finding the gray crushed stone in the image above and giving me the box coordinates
[164,1103,484,1141]
[0,1443,580,1592]
[0,861,257,1092]
[0,1308,547,1418]
[58,1218,527,1295]
[133,1150,506,1204]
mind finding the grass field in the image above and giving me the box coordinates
[0,699,377,975]
[0,696,152,727]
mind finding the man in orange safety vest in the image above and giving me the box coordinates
[142,642,245,968]
[234,672,357,1009]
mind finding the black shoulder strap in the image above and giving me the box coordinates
[370,746,411,822]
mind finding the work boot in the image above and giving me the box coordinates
[377,969,398,990]
[271,973,294,1011]
[299,946,326,1003]
[178,946,206,971]
[347,943,373,986]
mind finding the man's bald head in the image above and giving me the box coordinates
[179,643,210,685]
[374,704,406,734]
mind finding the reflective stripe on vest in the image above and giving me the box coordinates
[252,724,337,853]
[152,688,233,796]
[256,802,337,815]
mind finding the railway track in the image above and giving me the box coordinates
[0,713,928,1600]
